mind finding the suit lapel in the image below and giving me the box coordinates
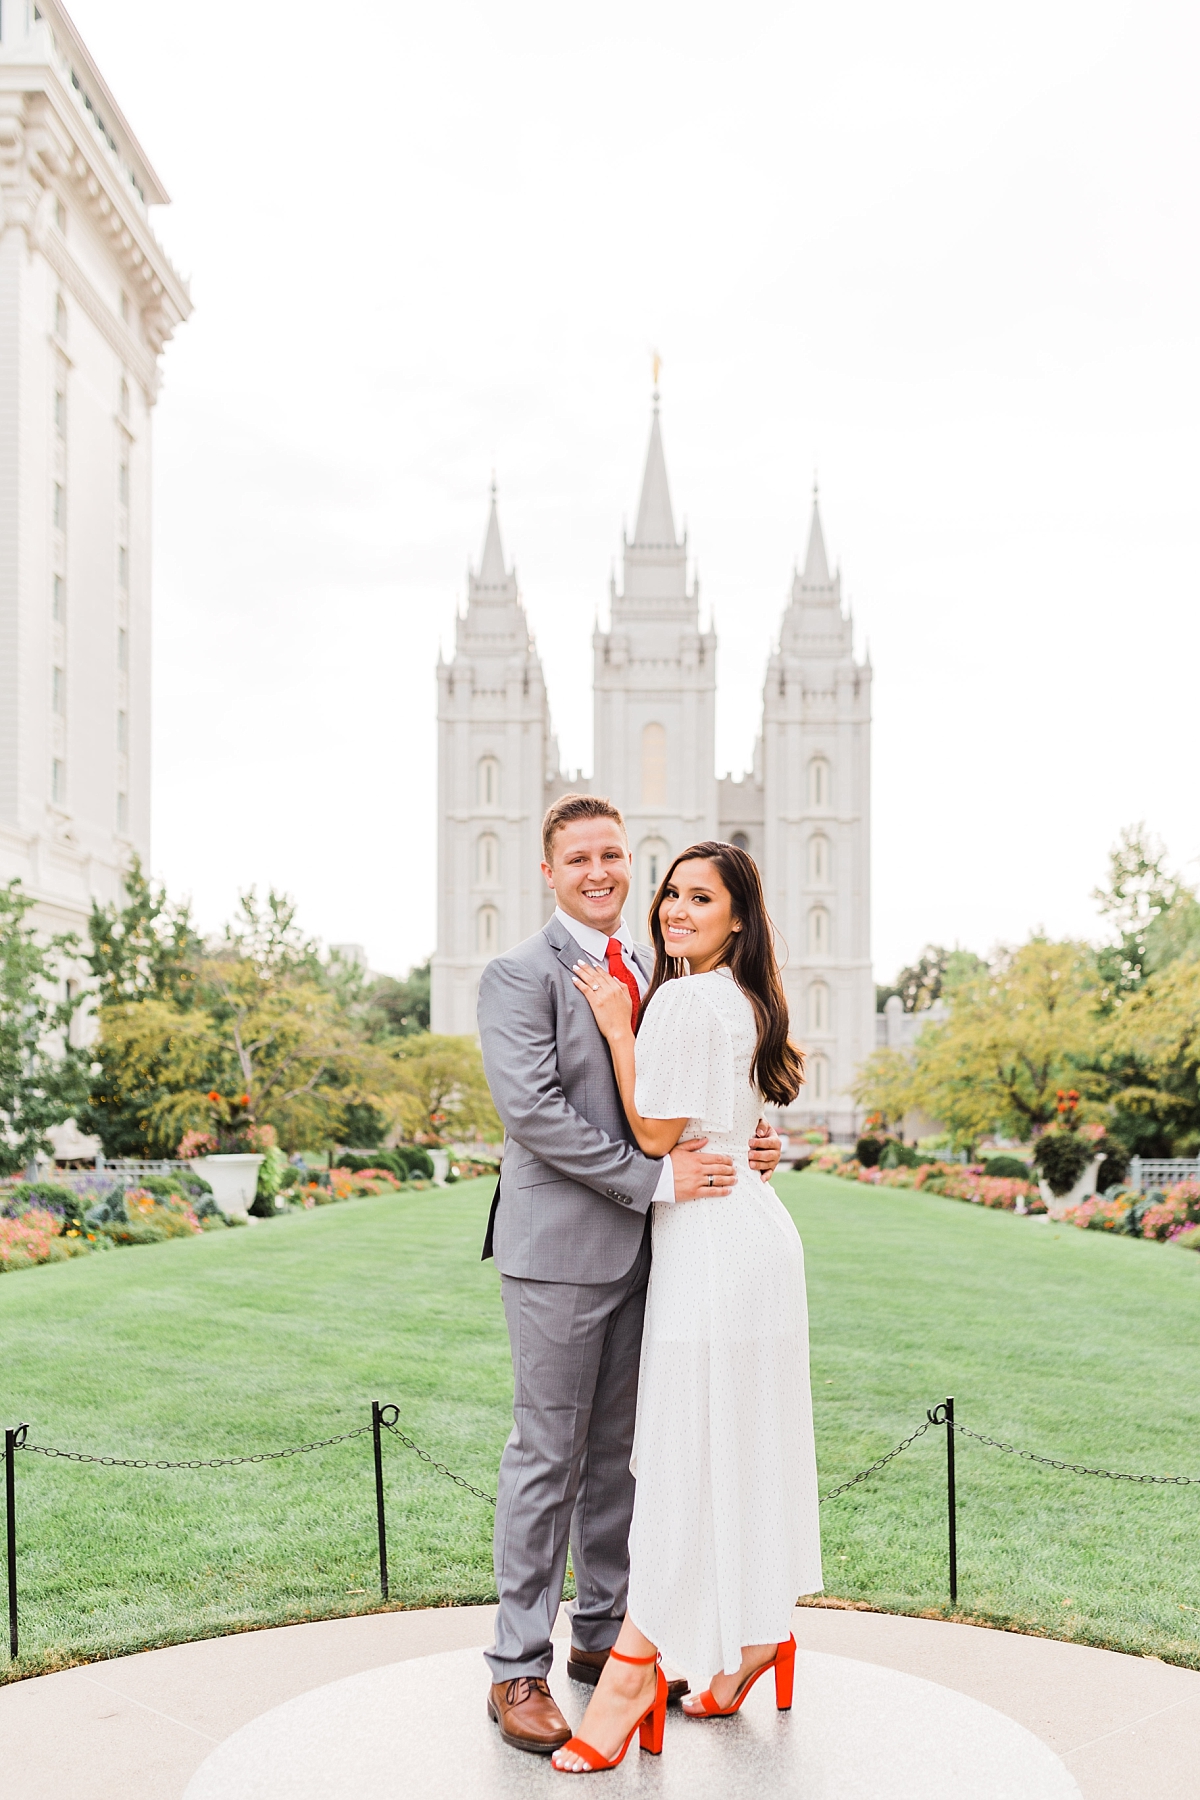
[546,917,650,984]
[630,943,654,984]
[545,916,589,980]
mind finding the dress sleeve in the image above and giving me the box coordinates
[634,980,736,1132]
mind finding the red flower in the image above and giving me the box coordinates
[239,1094,250,1106]
[207,1090,220,1103]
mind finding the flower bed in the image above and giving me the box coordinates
[293,1166,433,1209]
[809,1156,1200,1250]
[0,1207,105,1272]
[1135,1181,1200,1243]
[818,1156,1045,1213]
[0,1157,441,1275]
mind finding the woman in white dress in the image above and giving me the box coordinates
[553,840,823,1775]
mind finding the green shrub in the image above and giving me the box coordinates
[1033,1133,1093,1196]
[139,1175,187,1202]
[855,1135,885,1168]
[982,1155,1030,1180]
[344,1146,437,1181]
[5,1181,88,1231]
[880,1141,924,1170]
[337,1149,406,1181]
[1094,1135,1130,1190]
[250,1144,290,1217]
[400,1147,436,1180]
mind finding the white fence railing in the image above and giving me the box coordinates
[1128,1157,1200,1192]
[98,1158,201,1177]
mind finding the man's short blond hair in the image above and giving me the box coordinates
[541,794,627,863]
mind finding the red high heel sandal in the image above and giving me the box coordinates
[552,1649,668,1774]
[686,1633,796,1717]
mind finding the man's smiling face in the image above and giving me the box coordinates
[542,818,632,936]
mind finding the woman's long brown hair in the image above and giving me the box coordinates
[642,840,805,1106]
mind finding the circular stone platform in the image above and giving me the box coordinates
[182,1643,1082,1799]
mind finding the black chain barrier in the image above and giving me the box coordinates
[947,1420,1200,1486]
[15,1424,374,1470]
[378,1410,497,1506]
[5,1399,1198,1660]
[819,1418,932,1503]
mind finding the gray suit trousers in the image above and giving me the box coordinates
[485,1229,651,1680]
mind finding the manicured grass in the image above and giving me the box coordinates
[0,1183,512,1680]
[794,1171,1200,1667]
[1,1170,1199,1682]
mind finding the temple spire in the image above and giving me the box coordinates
[477,477,508,587]
[801,480,830,585]
[632,394,678,548]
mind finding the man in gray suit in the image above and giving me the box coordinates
[477,793,781,1754]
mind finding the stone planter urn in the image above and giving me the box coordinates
[195,1153,265,1218]
[1038,1153,1107,1220]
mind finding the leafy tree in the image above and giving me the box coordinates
[1093,824,1200,996]
[0,881,89,1176]
[857,938,1103,1149]
[365,961,432,1038]
[1105,954,1200,1156]
[875,944,986,1014]
[338,1100,389,1147]
[86,856,202,1005]
[850,1045,923,1132]
[1084,827,1200,1153]
[388,1033,501,1143]
[86,886,396,1157]
[80,860,205,1155]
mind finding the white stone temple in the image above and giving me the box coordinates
[433,398,873,1134]
[0,2,190,935]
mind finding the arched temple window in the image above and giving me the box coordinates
[477,905,499,956]
[477,833,499,885]
[808,756,831,810]
[808,980,830,1034]
[809,1054,829,1101]
[808,833,830,885]
[808,906,830,957]
[478,755,500,808]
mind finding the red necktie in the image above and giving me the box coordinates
[606,938,641,1030]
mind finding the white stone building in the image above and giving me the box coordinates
[431,490,570,1037]
[433,398,874,1135]
[0,2,190,936]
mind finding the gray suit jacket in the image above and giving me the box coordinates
[477,916,662,1284]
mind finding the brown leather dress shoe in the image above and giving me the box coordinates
[487,1676,571,1754]
[567,1644,691,1705]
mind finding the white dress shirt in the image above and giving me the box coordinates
[554,906,676,1203]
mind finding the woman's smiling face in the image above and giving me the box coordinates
[658,858,740,973]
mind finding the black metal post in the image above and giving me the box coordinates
[372,1402,389,1601]
[944,1396,957,1606]
[6,1426,27,1660]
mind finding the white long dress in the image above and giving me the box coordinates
[625,968,823,1679]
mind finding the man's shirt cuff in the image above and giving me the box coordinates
[653,1158,676,1204]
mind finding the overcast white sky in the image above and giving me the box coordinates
[69,0,1200,981]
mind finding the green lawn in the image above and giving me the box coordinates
[1,1170,1198,1682]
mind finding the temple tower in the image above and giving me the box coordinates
[760,489,873,1136]
[592,395,717,936]
[430,490,567,1033]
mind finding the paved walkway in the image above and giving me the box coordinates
[1,1604,1196,1798]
